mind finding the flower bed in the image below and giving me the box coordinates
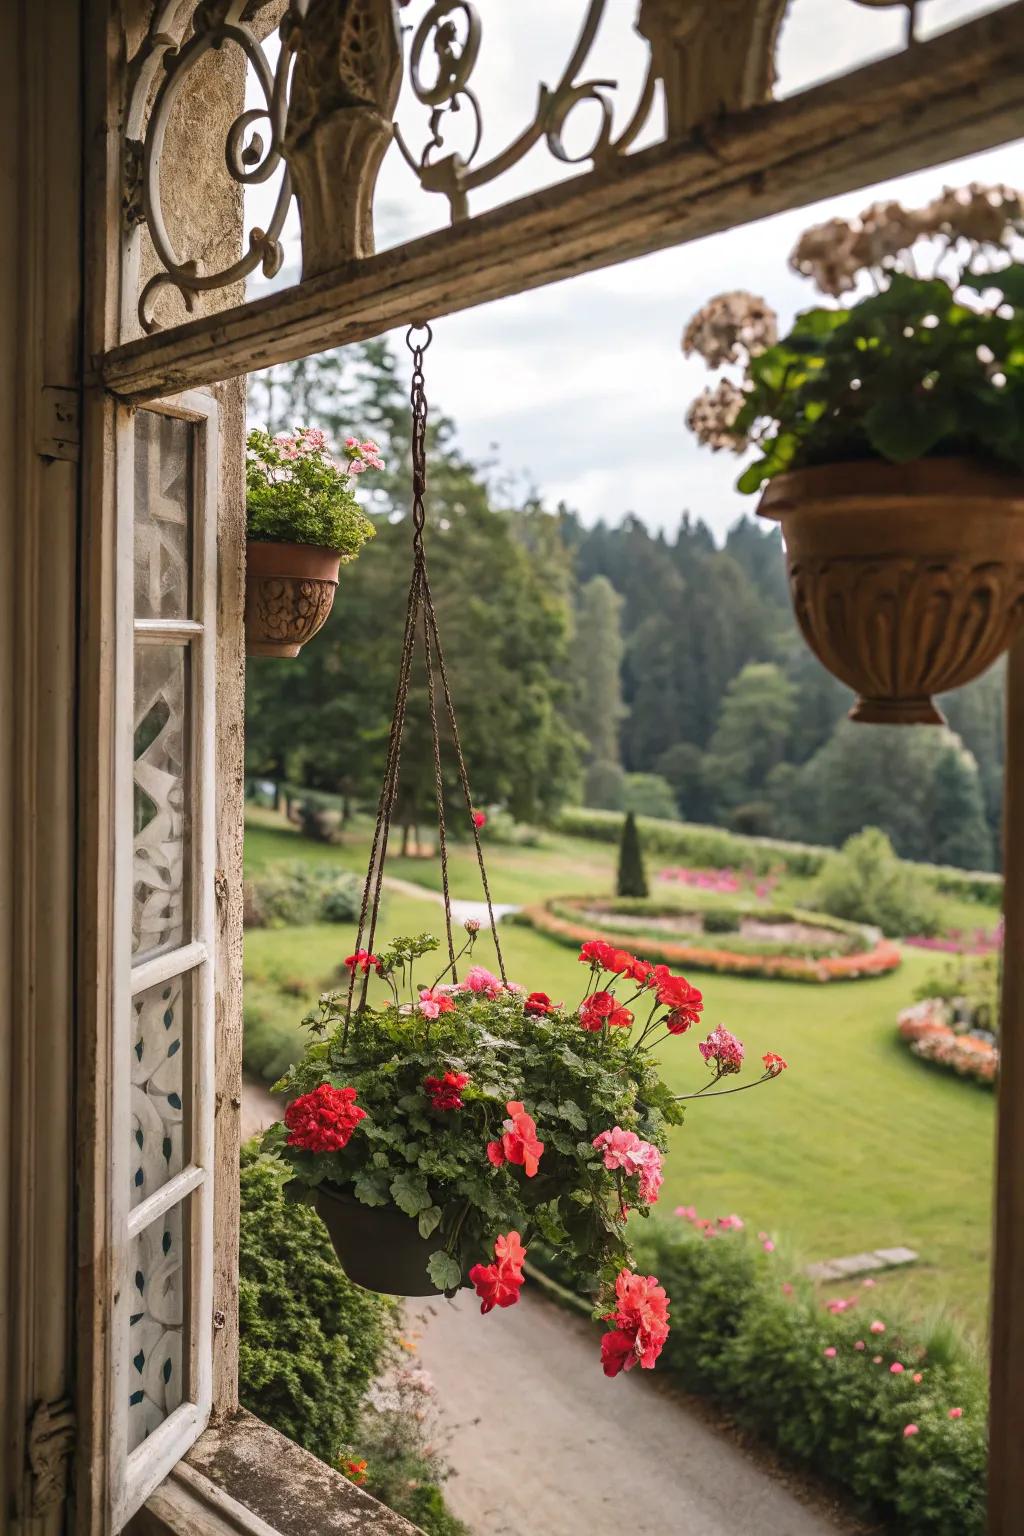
[521,898,902,983]
[904,920,1003,956]
[531,1212,987,1536]
[897,1001,999,1088]
[658,864,780,900]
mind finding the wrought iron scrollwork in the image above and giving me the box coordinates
[125,0,300,334]
[394,0,657,222]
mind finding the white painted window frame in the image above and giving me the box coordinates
[109,389,220,1531]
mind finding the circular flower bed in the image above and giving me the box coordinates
[897,1000,998,1087]
[522,897,902,983]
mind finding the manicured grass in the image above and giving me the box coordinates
[243,810,995,1341]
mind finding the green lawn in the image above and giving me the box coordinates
[243,810,996,1345]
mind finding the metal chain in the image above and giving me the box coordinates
[345,322,507,1027]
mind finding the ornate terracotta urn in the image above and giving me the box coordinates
[759,458,1024,725]
[244,540,341,658]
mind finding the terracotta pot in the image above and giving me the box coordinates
[315,1184,457,1297]
[758,459,1024,725]
[245,539,341,658]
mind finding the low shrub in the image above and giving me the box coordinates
[816,828,940,938]
[343,1365,470,1536]
[238,1147,397,1461]
[240,1148,469,1535]
[533,1215,987,1535]
[702,909,741,935]
[244,862,361,929]
[555,807,1002,905]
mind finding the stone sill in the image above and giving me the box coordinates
[129,1409,423,1536]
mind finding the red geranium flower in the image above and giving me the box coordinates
[655,973,704,1025]
[524,991,556,1016]
[577,939,633,974]
[580,991,633,1030]
[600,1269,671,1377]
[284,1084,366,1153]
[424,1071,470,1111]
[469,1229,527,1313]
[489,1100,544,1177]
[762,1051,788,1077]
[472,809,487,829]
[344,949,381,975]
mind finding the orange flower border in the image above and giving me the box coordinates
[522,900,902,984]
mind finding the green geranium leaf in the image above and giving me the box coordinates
[557,1100,587,1131]
[418,1205,443,1239]
[352,1171,389,1208]
[390,1172,433,1217]
[427,1251,462,1292]
[863,395,956,463]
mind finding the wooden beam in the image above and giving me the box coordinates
[989,632,1024,1533]
[101,5,1024,401]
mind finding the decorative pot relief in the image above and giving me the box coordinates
[245,540,341,658]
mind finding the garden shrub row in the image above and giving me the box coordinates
[239,1148,467,1535]
[532,1220,987,1536]
[519,899,902,982]
[554,807,1003,907]
[243,861,362,929]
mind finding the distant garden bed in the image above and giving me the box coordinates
[898,1001,999,1088]
[519,896,902,982]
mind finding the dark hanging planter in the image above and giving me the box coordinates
[758,458,1024,726]
[315,1183,460,1297]
[244,538,341,659]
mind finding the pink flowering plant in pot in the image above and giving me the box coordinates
[264,926,788,1379]
[245,426,383,658]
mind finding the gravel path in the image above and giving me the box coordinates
[411,1288,854,1536]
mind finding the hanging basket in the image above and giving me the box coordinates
[245,538,341,658]
[315,1183,460,1296]
[758,458,1024,725]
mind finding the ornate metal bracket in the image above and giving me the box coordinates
[121,0,940,335]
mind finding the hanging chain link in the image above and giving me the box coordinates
[345,323,506,1032]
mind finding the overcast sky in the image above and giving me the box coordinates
[247,0,1017,541]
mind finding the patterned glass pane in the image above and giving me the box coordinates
[133,645,190,958]
[130,973,189,1208]
[133,411,193,619]
[127,1202,188,1454]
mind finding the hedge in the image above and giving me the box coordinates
[533,1220,987,1536]
[239,1148,466,1534]
[520,898,903,983]
[554,807,1003,907]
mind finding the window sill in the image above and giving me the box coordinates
[129,1409,424,1536]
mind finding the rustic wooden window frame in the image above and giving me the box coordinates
[74,4,1024,1534]
[111,390,220,1531]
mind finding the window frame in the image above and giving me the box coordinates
[108,389,220,1531]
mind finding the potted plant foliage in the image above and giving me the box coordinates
[262,925,787,1378]
[684,184,1024,725]
[245,426,382,657]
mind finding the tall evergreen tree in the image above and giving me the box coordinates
[930,744,994,871]
[616,811,648,898]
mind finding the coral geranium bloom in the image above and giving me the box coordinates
[500,1101,544,1177]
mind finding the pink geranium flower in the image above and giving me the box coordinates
[464,965,503,998]
[418,987,456,1020]
[698,1025,745,1075]
[592,1128,663,1205]
[949,1407,963,1419]
[903,1424,919,1438]
[870,1320,886,1335]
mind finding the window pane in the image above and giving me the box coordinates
[127,1201,188,1454]
[130,973,190,1208]
[133,411,193,619]
[133,645,190,958]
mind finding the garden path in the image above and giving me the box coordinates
[381,874,521,929]
[411,1288,857,1536]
